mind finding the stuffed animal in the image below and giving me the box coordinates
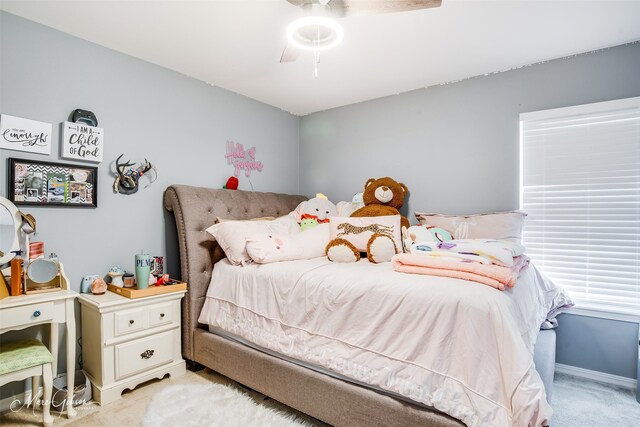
[326,177,409,263]
[300,217,319,231]
[297,193,338,231]
[351,177,410,229]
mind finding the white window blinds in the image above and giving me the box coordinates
[520,97,640,318]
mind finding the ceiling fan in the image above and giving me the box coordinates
[280,0,442,63]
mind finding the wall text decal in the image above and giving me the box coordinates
[225,141,263,177]
[0,114,52,155]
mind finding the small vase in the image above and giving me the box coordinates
[108,272,124,288]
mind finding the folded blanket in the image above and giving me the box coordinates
[409,247,493,264]
[409,239,525,267]
[392,253,531,290]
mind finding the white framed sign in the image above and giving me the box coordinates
[61,121,104,163]
[0,114,52,155]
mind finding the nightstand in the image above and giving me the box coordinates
[78,290,186,405]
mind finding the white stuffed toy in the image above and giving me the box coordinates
[295,193,338,231]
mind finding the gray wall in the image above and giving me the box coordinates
[1,10,639,403]
[300,42,640,380]
[0,12,300,399]
[556,313,639,379]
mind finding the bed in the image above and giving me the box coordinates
[163,184,559,427]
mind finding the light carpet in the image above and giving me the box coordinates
[551,373,640,427]
[142,383,313,427]
[1,370,638,426]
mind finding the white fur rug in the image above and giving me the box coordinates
[142,383,314,427]
[552,373,640,427]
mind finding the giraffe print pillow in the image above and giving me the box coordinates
[329,215,402,252]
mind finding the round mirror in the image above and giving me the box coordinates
[27,258,59,283]
[0,197,21,266]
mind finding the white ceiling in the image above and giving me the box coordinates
[2,0,640,116]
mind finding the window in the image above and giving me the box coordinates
[520,97,640,318]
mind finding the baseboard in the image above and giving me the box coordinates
[0,387,41,414]
[555,363,637,390]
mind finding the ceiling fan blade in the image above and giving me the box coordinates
[286,0,313,6]
[280,43,301,63]
[331,0,442,16]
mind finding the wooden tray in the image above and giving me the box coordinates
[107,281,187,299]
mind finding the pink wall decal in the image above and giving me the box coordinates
[225,141,264,177]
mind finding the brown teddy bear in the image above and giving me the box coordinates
[352,177,410,229]
[326,177,409,263]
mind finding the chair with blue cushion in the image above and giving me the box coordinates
[0,339,54,427]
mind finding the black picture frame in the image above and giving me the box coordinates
[7,158,98,208]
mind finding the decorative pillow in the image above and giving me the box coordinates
[205,214,299,265]
[246,223,330,264]
[329,215,402,252]
[335,200,365,217]
[414,211,527,243]
[402,224,453,252]
[215,216,275,223]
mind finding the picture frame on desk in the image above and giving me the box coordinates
[7,158,98,208]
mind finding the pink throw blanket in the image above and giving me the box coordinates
[392,254,530,290]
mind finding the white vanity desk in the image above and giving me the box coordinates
[0,194,77,418]
[0,289,78,418]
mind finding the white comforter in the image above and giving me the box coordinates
[199,258,555,427]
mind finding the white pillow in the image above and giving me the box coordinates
[246,223,330,264]
[329,215,402,252]
[205,214,300,265]
[414,211,527,243]
[335,200,365,217]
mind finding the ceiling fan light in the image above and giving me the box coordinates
[286,16,344,52]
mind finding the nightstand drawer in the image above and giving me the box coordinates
[0,302,54,329]
[114,330,174,380]
[148,302,173,327]
[114,308,145,336]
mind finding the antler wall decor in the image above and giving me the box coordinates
[113,154,157,195]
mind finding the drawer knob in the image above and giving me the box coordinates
[129,319,135,325]
[160,313,165,318]
[33,310,41,318]
[140,349,154,360]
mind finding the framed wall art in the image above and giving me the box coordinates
[0,114,52,155]
[7,158,98,208]
[60,121,104,163]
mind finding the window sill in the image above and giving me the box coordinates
[562,306,640,324]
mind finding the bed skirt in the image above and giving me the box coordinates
[193,328,464,427]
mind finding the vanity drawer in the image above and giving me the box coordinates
[147,302,173,327]
[114,308,145,336]
[114,330,174,380]
[0,302,54,330]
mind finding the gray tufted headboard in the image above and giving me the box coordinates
[163,185,307,361]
